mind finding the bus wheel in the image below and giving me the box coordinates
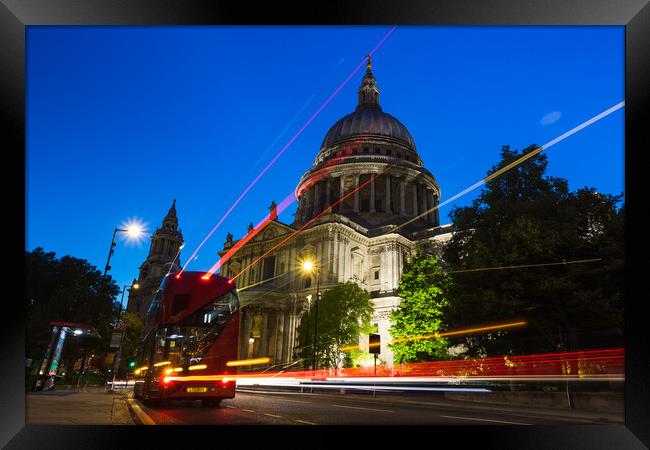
[201,399,222,407]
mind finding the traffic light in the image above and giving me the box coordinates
[369,333,381,355]
[129,361,136,369]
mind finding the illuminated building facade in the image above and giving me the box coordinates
[220,59,452,368]
[126,199,184,321]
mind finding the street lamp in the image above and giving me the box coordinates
[109,282,139,391]
[301,259,321,371]
[103,222,145,276]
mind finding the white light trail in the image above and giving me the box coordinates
[389,101,625,235]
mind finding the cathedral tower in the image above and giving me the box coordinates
[126,199,184,320]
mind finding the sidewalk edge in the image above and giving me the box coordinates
[125,394,157,425]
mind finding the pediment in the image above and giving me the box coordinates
[250,220,294,243]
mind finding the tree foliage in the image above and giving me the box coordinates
[389,251,451,363]
[297,282,374,369]
[25,247,120,363]
[443,145,624,355]
[118,311,144,373]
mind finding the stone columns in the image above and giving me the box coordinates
[353,175,360,212]
[339,176,345,212]
[314,182,320,215]
[399,178,406,215]
[433,196,440,227]
[339,237,346,283]
[419,185,427,220]
[267,310,277,360]
[385,175,391,213]
[241,308,253,359]
[412,182,418,216]
[370,176,376,212]
[427,189,436,224]
[282,310,292,363]
[276,310,285,363]
[325,177,331,208]
[379,250,387,293]
[259,312,269,357]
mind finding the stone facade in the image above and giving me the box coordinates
[126,200,184,321]
[220,58,452,369]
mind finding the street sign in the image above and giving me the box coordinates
[110,331,123,349]
[369,333,381,354]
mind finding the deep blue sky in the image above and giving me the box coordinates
[26,26,624,294]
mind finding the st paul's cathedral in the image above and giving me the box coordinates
[128,58,452,368]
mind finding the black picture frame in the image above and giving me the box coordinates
[3,1,648,448]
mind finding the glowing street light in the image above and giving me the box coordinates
[103,220,147,276]
[300,258,321,371]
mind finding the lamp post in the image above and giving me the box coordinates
[109,282,139,391]
[301,260,321,371]
[103,224,144,276]
[303,294,312,370]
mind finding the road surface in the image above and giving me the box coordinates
[133,389,619,425]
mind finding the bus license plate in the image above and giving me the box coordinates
[187,387,208,393]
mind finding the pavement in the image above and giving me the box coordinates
[25,386,135,425]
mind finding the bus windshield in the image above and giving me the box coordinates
[162,290,239,366]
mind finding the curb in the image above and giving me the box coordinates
[125,392,157,425]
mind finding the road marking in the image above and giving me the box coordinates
[126,399,157,425]
[331,404,394,413]
[237,389,313,396]
[264,413,282,418]
[441,415,530,425]
[294,419,318,425]
[276,398,310,404]
[242,409,255,413]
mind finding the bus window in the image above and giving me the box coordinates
[165,291,239,366]
[152,327,167,365]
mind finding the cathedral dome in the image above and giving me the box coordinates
[320,108,415,150]
[294,56,441,233]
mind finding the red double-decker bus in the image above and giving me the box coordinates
[133,271,239,406]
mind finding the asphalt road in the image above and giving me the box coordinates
[135,389,618,425]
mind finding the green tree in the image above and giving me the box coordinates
[389,251,451,363]
[117,311,144,374]
[443,145,624,355]
[297,282,374,369]
[25,248,120,373]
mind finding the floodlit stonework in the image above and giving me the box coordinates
[220,58,452,368]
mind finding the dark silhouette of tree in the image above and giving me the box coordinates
[443,145,624,356]
[25,248,120,370]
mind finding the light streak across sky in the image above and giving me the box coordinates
[202,154,354,278]
[227,168,391,283]
[446,258,602,274]
[244,94,316,177]
[179,27,398,276]
[388,101,625,235]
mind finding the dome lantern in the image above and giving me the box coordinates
[356,54,381,111]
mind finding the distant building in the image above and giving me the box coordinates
[126,199,184,321]
[219,58,452,368]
